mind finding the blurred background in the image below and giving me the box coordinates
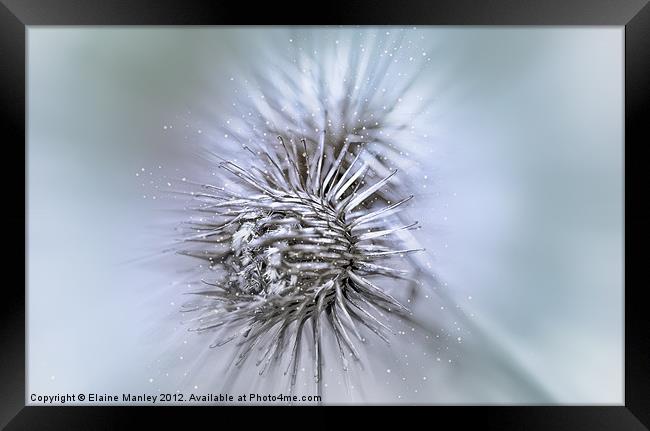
[27,27,623,404]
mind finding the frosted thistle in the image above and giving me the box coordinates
[177,132,422,394]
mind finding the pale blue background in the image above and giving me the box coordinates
[27,27,623,404]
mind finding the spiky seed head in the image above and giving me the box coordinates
[177,133,422,392]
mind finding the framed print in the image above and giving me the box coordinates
[2,0,648,428]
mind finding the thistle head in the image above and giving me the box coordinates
[177,132,422,391]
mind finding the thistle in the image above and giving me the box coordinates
[164,29,442,398]
[177,132,422,395]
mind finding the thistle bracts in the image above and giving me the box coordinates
[177,132,422,393]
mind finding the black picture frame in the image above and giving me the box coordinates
[2,0,648,428]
